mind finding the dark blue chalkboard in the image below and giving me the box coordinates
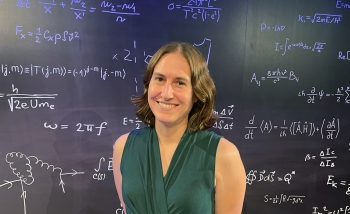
[0,0,349,213]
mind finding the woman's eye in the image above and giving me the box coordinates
[155,77,164,82]
[177,81,185,86]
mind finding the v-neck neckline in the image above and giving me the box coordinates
[153,128,188,180]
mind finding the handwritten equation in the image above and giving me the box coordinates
[15,26,79,44]
[93,157,113,181]
[0,84,57,112]
[122,117,142,129]
[298,13,342,24]
[338,50,350,61]
[212,105,234,130]
[16,0,139,22]
[245,115,340,140]
[312,205,350,214]
[250,68,299,86]
[336,0,350,9]
[168,0,221,22]
[327,175,350,195]
[298,86,350,104]
[305,148,336,168]
[1,64,127,80]
[264,194,305,204]
[260,23,285,32]
[264,194,304,204]
[275,38,326,56]
[44,122,107,136]
[246,170,295,185]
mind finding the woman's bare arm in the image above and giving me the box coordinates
[215,138,246,214]
[112,133,129,214]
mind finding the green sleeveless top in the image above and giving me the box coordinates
[120,127,221,214]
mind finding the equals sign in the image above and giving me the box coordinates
[61,125,69,129]
[176,5,181,9]
[306,16,311,19]
[0,93,4,97]
[89,7,96,12]
[261,77,266,80]
[27,32,33,36]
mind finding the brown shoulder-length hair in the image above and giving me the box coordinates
[131,41,218,132]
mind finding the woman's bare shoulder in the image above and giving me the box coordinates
[113,133,130,158]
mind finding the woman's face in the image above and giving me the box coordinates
[148,52,196,128]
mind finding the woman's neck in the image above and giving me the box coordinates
[154,121,187,145]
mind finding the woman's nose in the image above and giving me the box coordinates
[161,83,174,100]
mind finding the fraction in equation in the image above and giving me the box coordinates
[275,38,326,56]
[298,86,350,104]
[15,26,79,45]
[123,117,142,129]
[264,194,305,204]
[244,115,340,140]
[250,68,299,86]
[168,1,222,22]
[212,105,234,130]
[327,175,350,195]
[298,13,342,24]
[44,122,107,136]
[16,0,139,22]
[305,148,337,167]
[0,84,57,112]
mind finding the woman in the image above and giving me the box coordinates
[113,42,246,213]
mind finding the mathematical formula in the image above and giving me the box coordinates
[298,86,350,104]
[212,105,234,130]
[305,148,337,168]
[298,13,342,24]
[250,69,299,86]
[327,175,350,195]
[15,26,79,44]
[93,157,113,181]
[122,117,142,129]
[0,84,57,112]
[264,194,305,204]
[16,0,139,22]
[260,23,285,32]
[44,122,107,136]
[0,63,127,80]
[246,170,295,185]
[245,115,340,140]
[168,0,221,22]
[312,205,350,214]
[275,38,326,56]
[336,0,350,9]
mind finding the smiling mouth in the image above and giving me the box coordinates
[157,101,177,109]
